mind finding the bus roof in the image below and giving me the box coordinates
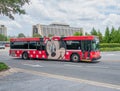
[62,36,97,41]
[10,36,98,42]
[10,37,40,42]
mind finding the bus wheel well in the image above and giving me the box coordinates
[22,51,29,60]
[70,53,80,62]
[22,51,28,55]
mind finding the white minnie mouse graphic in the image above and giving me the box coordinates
[46,39,66,60]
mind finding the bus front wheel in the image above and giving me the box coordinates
[71,54,80,62]
[22,52,29,60]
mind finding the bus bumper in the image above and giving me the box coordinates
[92,56,101,61]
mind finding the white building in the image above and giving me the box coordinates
[32,23,83,37]
[0,25,7,36]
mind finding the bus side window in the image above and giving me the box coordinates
[81,40,91,51]
[10,42,13,49]
[41,45,45,50]
[81,40,84,51]
[78,40,81,50]
[65,41,81,50]
[29,41,37,49]
[36,42,45,50]
[24,42,29,49]
[37,42,41,50]
[41,43,45,50]
[10,42,28,49]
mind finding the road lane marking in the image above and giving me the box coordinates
[64,64,109,69]
[14,67,120,90]
[23,64,43,67]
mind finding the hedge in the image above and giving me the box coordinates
[100,43,120,48]
[99,43,120,51]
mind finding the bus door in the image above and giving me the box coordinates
[81,40,91,61]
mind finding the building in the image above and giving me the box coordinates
[32,23,83,37]
[0,25,7,36]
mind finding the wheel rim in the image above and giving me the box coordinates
[72,55,79,62]
[23,53,28,59]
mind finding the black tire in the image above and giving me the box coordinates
[71,54,80,62]
[22,52,29,60]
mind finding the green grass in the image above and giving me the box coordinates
[0,62,9,71]
[100,47,120,51]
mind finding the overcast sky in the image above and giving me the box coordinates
[0,0,120,36]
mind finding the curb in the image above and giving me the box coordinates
[0,68,18,77]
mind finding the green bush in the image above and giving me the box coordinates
[100,43,120,48]
[0,62,9,71]
[100,43,120,51]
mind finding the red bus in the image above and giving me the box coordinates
[9,36,101,62]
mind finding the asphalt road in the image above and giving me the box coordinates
[0,48,120,91]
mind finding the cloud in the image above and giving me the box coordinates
[0,20,21,28]
[103,14,120,27]
[0,0,120,36]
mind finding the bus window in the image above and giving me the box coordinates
[81,40,91,52]
[36,41,45,50]
[91,39,99,51]
[11,42,28,49]
[65,41,81,50]
[60,41,66,49]
[41,43,45,50]
[36,42,41,50]
[29,41,37,49]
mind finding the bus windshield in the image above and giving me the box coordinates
[91,38,99,51]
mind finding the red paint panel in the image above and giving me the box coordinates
[9,50,21,57]
[10,49,48,59]
[64,51,71,61]
[63,36,95,41]
[52,36,61,41]
[10,38,40,42]
[90,51,101,60]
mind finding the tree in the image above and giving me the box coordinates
[48,34,54,37]
[90,27,97,35]
[33,33,42,38]
[61,35,64,37]
[0,34,7,41]
[110,26,117,43]
[73,32,83,36]
[118,27,120,31]
[85,32,89,36]
[118,27,120,43]
[18,33,25,38]
[110,27,115,42]
[113,30,119,43]
[110,27,120,43]
[97,30,103,42]
[0,0,29,20]
[104,27,110,43]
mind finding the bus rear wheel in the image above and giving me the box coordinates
[22,52,29,60]
[71,54,80,62]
